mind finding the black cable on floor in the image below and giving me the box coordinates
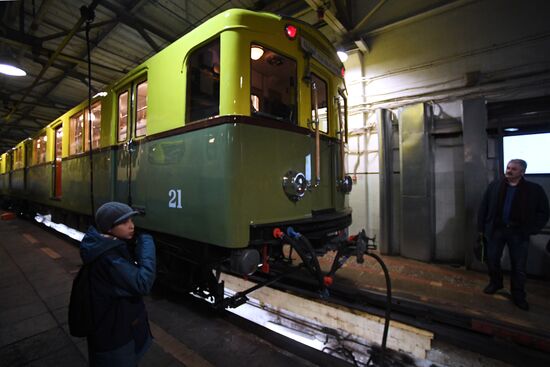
[366,252,392,366]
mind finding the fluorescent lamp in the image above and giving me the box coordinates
[337,51,348,62]
[0,62,26,77]
[93,91,108,98]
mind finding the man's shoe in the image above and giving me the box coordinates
[513,299,529,311]
[483,283,503,294]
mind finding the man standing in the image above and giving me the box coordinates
[477,159,549,310]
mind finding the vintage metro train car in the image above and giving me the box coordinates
[0,9,365,304]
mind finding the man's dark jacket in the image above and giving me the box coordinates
[477,177,549,239]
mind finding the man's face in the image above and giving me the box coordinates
[109,218,135,240]
[505,162,524,181]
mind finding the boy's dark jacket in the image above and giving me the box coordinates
[80,226,156,360]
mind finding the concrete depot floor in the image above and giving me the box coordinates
[0,214,324,367]
[320,249,550,336]
[1,211,549,367]
[316,245,550,366]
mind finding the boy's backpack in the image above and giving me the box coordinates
[68,262,95,337]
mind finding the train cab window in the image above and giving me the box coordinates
[250,44,297,124]
[118,91,129,142]
[186,38,220,122]
[136,81,148,137]
[33,134,47,165]
[310,73,328,133]
[69,112,85,155]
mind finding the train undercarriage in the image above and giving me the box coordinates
[2,197,376,309]
[154,210,377,309]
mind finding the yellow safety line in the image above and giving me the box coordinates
[149,321,214,367]
[40,247,62,259]
[22,233,39,244]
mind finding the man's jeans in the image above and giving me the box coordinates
[487,227,529,301]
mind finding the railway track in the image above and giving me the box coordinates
[244,269,550,367]
[32,216,550,366]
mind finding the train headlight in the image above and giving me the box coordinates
[339,175,353,194]
[282,170,308,201]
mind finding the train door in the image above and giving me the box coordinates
[53,126,63,198]
[310,69,336,209]
[114,76,148,209]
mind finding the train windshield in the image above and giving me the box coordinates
[250,44,297,124]
[187,38,220,122]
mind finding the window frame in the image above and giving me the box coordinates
[69,101,102,156]
[249,42,298,125]
[116,75,148,143]
[117,90,130,143]
[33,134,48,165]
[310,72,329,134]
[134,79,148,138]
[185,37,221,124]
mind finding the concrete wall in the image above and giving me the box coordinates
[343,0,550,274]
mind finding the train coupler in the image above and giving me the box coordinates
[326,229,376,278]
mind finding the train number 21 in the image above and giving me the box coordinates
[168,189,183,208]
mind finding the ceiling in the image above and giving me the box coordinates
[0,0,462,153]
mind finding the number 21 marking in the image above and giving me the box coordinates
[168,189,182,208]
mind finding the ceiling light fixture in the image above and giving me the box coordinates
[337,51,348,62]
[0,55,27,77]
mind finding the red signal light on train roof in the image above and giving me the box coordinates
[341,67,345,77]
[285,24,297,39]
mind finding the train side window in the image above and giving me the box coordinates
[186,38,220,123]
[250,44,297,124]
[87,102,102,150]
[310,73,328,133]
[33,134,47,165]
[136,81,148,137]
[69,102,101,155]
[69,112,85,155]
[118,91,129,142]
[14,146,24,169]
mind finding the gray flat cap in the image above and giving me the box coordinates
[95,202,139,234]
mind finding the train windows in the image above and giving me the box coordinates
[186,38,220,122]
[14,146,23,170]
[310,74,328,133]
[118,91,129,142]
[250,44,297,124]
[69,112,84,155]
[69,102,101,155]
[88,102,101,150]
[33,134,47,165]
[136,81,148,137]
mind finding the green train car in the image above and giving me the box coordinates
[0,9,369,305]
